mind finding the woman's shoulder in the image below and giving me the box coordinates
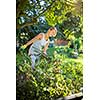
[37,33,44,39]
[39,33,45,37]
[39,33,45,35]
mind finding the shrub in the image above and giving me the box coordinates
[16,49,83,100]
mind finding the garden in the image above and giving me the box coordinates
[16,0,83,100]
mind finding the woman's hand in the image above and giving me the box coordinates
[43,52,47,55]
[21,45,27,50]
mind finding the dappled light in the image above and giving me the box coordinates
[16,0,83,100]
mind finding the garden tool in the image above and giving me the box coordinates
[31,46,52,61]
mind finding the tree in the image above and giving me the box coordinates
[56,12,83,39]
[16,0,83,29]
[16,0,83,46]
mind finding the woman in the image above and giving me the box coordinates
[21,27,57,69]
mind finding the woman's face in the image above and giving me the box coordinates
[49,29,57,37]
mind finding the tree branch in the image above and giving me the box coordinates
[17,22,35,29]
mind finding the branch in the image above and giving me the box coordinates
[17,22,35,29]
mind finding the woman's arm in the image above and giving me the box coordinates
[25,33,43,47]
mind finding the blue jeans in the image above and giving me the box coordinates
[30,54,40,69]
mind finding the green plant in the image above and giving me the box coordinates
[16,48,83,100]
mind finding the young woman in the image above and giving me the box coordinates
[21,27,57,69]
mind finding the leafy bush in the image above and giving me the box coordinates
[16,49,83,100]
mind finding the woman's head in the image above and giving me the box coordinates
[47,27,57,37]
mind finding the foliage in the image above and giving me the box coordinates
[45,0,83,26]
[16,47,83,100]
[16,0,83,47]
[16,0,83,99]
[16,0,83,28]
[56,11,83,40]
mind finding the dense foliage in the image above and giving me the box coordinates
[16,0,83,99]
[16,0,83,46]
[16,46,83,100]
[17,0,83,28]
